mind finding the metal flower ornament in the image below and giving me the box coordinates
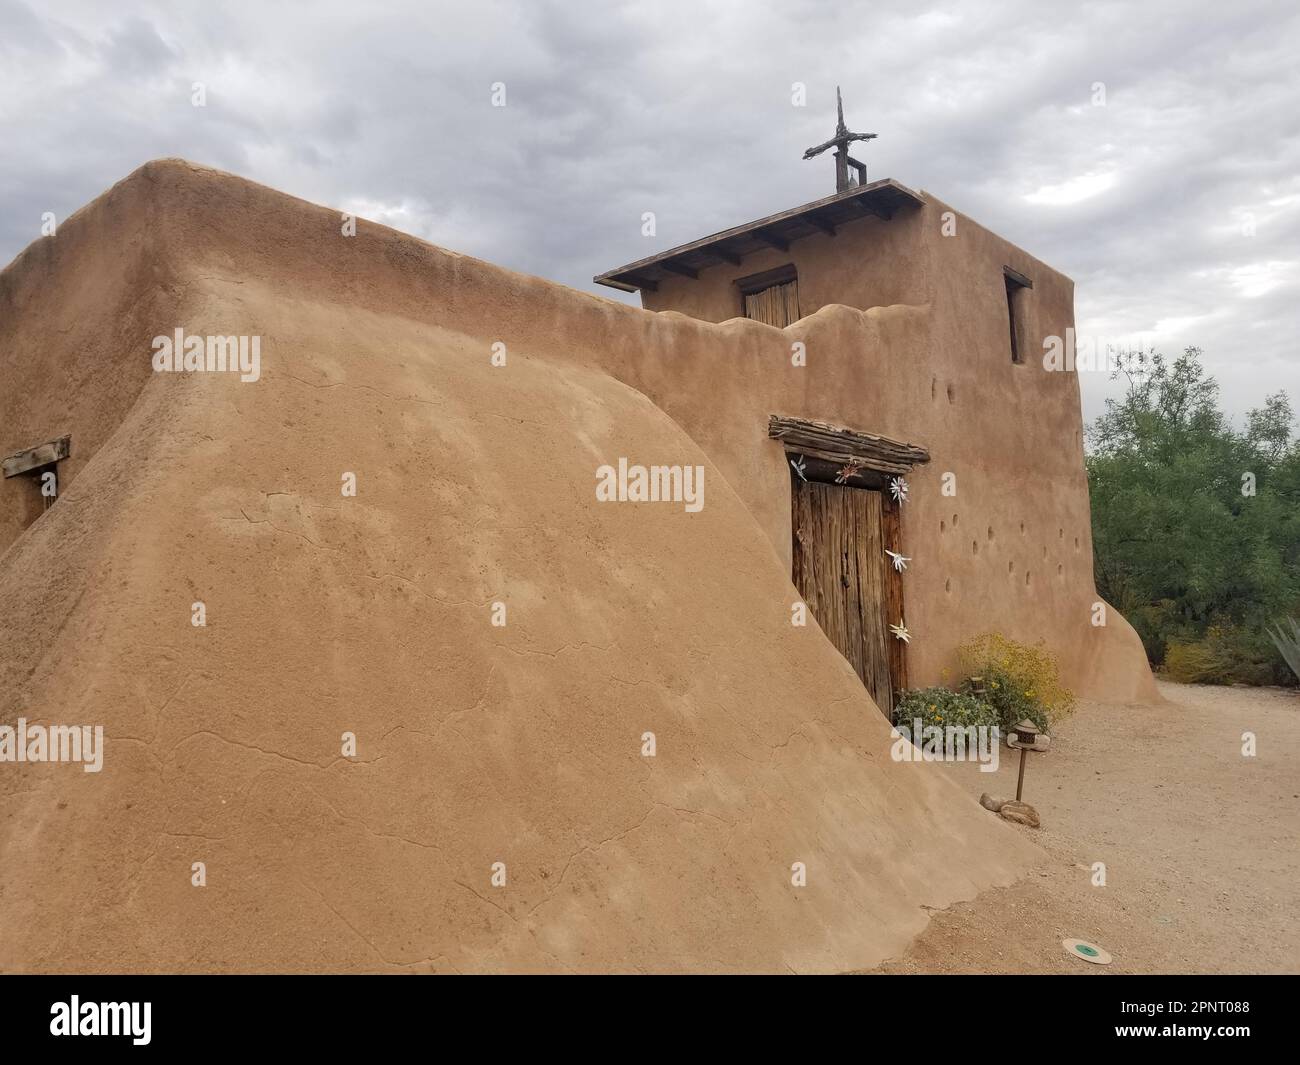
[889,620,912,643]
[889,476,909,503]
[836,458,865,484]
[885,549,910,572]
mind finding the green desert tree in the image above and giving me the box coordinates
[1086,348,1300,684]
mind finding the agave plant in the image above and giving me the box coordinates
[1267,617,1300,682]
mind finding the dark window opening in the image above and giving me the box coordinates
[1003,266,1033,364]
[736,264,800,327]
[6,464,58,532]
[3,434,70,530]
[32,463,58,511]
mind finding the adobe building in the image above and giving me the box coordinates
[595,94,1157,712]
[0,133,1154,972]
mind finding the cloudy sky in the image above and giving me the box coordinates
[2,0,1297,426]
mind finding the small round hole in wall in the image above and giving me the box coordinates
[972,540,979,555]
[1025,570,1031,586]
[1008,560,1015,573]
[987,526,995,541]
[953,513,959,528]
[945,578,952,593]
[940,519,946,533]
[946,383,955,404]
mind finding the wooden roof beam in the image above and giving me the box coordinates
[755,229,790,253]
[807,211,837,237]
[661,261,699,280]
[593,179,925,291]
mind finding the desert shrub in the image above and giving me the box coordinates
[1120,595,1183,668]
[1163,639,1226,684]
[892,686,999,732]
[957,632,1075,734]
[1165,623,1292,686]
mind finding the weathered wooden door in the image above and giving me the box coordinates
[791,478,899,716]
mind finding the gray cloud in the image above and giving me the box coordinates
[2,0,1296,426]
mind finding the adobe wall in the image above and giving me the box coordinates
[913,194,1137,696]
[0,160,1155,703]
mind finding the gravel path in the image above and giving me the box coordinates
[866,681,1300,974]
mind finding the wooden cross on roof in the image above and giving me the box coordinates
[802,86,878,192]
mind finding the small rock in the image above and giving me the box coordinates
[979,793,1007,813]
[998,800,1040,828]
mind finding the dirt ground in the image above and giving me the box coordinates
[865,680,1300,974]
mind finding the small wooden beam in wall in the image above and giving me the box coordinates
[768,415,929,474]
[2,435,71,478]
[1003,265,1034,289]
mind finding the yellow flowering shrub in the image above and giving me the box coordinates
[957,632,1075,733]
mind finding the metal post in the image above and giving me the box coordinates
[1016,746,1027,801]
